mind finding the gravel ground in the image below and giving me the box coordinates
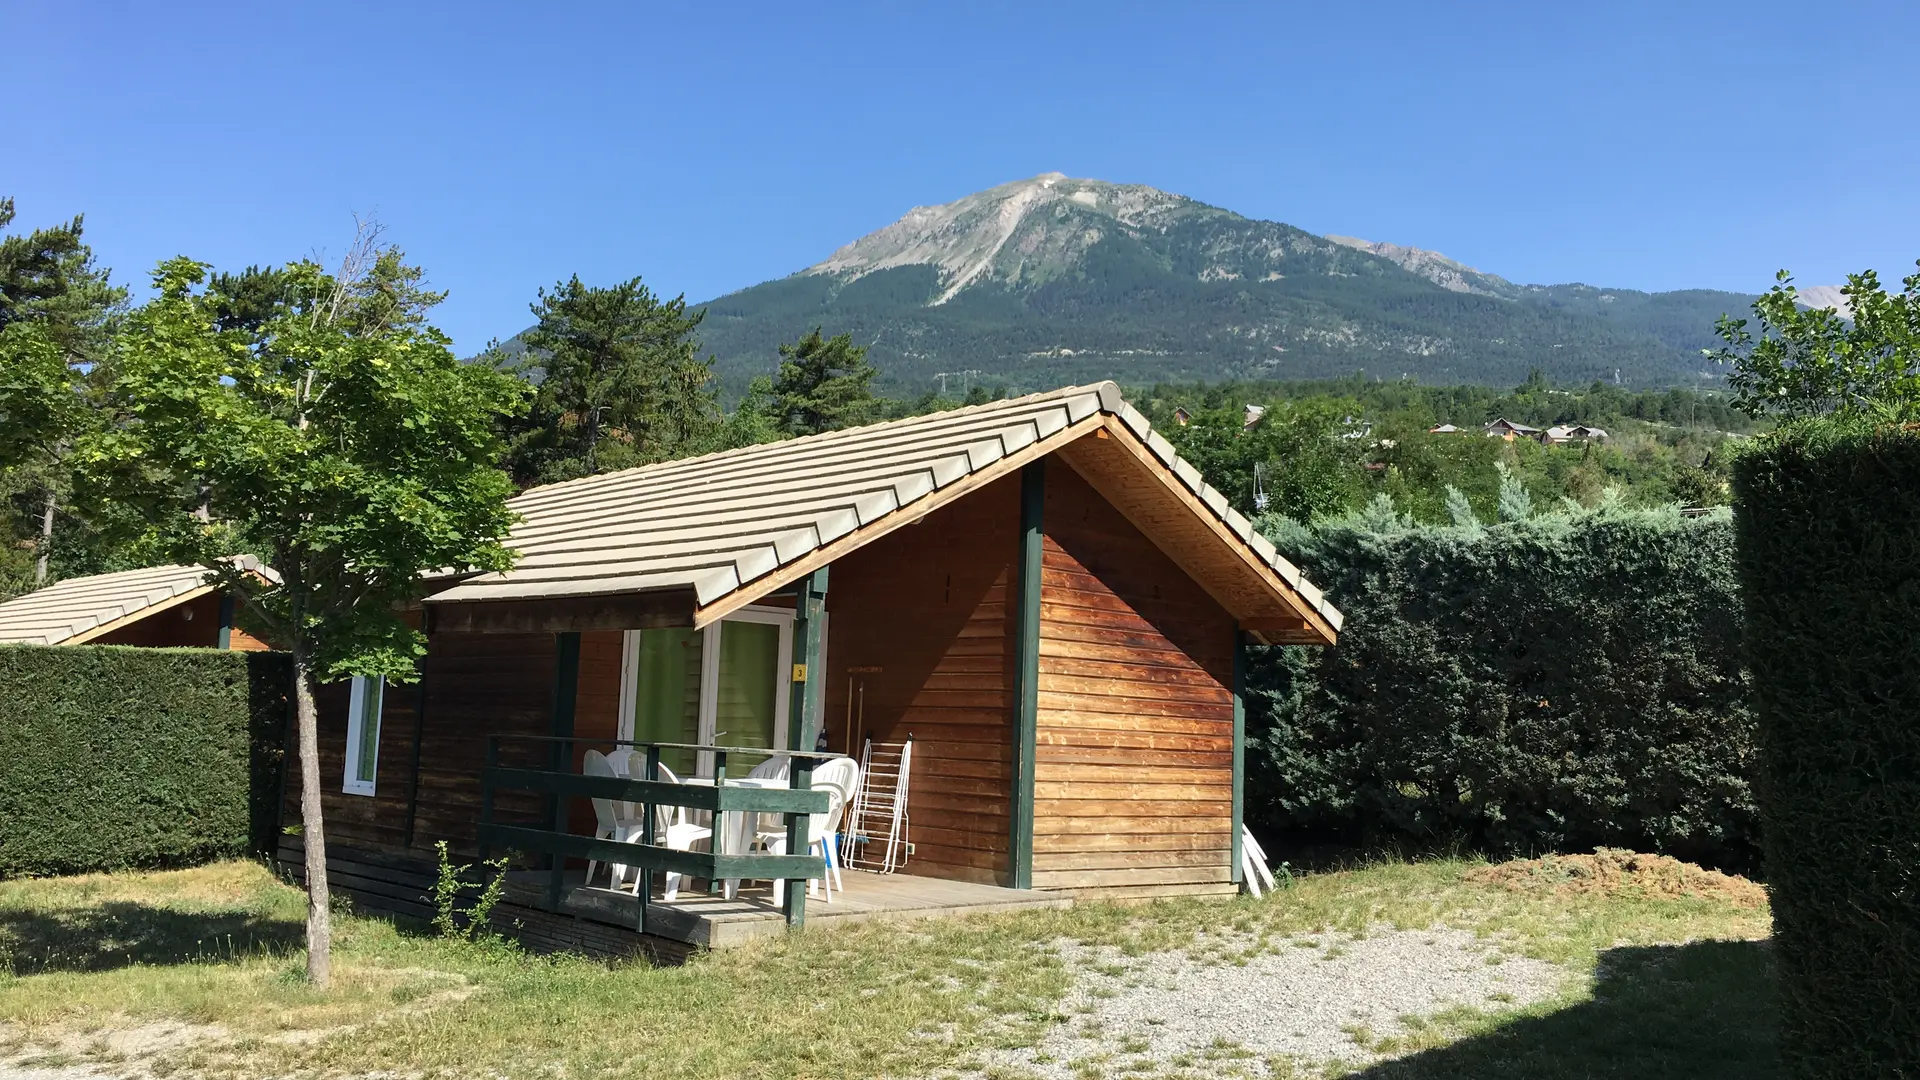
[972,926,1569,1077]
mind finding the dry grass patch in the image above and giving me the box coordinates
[1463,849,1768,910]
[0,855,1772,1079]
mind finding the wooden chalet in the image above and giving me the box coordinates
[284,383,1340,954]
[0,558,275,650]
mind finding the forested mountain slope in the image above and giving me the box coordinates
[691,174,1752,393]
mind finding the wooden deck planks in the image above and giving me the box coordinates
[554,869,1071,947]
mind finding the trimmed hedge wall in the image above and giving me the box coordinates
[0,644,289,877]
[1249,506,1758,872]
[1734,422,1920,1076]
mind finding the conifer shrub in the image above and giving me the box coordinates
[0,644,289,877]
[1247,500,1756,872]
[1733,420,1920,1075]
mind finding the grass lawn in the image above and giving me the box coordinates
[0,857,1774,1079]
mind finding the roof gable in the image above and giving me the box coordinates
[428,383,1339,644]
[0,556,270,647]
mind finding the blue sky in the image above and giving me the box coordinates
[12,1,1919,354]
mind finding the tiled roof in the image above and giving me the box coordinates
[429,382,1341,632]
[0,556,270,646]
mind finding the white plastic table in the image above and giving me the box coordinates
[672,775,789,898]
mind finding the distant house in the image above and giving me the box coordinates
[1243,404,1267,429]
[1485,418,1542,440]
[1540,424,1609,445]
[1428,423,1463,434]
[0,558,276,650]
[1172,407,1192,426]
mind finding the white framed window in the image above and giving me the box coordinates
[617,606,808,775]
[343,675,385,796]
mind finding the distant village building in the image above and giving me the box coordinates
[1484,418,1542,440]
[1539,424,1609,445]
[1428,423,1463,434]
[1172,407,1192,426]
[1243,404,1267,429]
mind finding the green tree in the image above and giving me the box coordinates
[749,327,879,438]
[78,239,526,988]
[0,198,127,593]
[504,275,718,485]
[1164,398,1364,521]
[1714,266,1920,418]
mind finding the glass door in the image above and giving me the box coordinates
[624,628,703,776]
[621,607,793,778]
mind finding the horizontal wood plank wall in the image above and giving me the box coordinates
[1032,457,1237,893]
[823,473,1020,886]
[288,631,557,860]
[569,631,624,836]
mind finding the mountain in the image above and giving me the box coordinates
[666,175,1768,393]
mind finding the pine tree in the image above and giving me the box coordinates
[757,327,879,437]
[0,198,127,595]
[503,275,719,485]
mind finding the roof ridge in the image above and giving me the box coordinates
[514,382,1119,502]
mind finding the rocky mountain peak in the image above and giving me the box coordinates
[806,173,1215,303]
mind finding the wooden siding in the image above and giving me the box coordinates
[289,631,562,859]
[91,589,272,651]
[822,472,1020,886]
[1031,457,1237,892]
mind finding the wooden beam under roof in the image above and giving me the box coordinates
[427,589,697,634]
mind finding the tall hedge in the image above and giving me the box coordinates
[1734,421,1920,1075]
[0,645,290,877]
[1249,504,1757,872]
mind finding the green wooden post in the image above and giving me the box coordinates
[783,760,814,926]
[639,745,660,934]
[216,592,235,650]
[710,749,729,896]
[1010,459,1045,890]
[477,735,499,865]
[547,631,581,911]
[787,567,829,753]
[784,566,828,927]
[1231,626,1246,887]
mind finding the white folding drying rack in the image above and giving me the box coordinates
[844,734,913,873]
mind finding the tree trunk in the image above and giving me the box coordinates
[34,492,53,585]
[291,637,333,988]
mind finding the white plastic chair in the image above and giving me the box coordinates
[582,750,642,889]
[640,762,714,902]
[757,756,860,905]
[603,748,642,820]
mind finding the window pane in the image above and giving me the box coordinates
[633,629,702,775]
[354,678,383,785]
[715,620,781,768]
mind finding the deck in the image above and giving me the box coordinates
[507,869,1074,948]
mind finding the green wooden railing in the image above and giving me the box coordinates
[477,735,836,931]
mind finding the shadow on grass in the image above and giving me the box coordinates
[0,902,303,975]
[1353,940,1777,1080]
